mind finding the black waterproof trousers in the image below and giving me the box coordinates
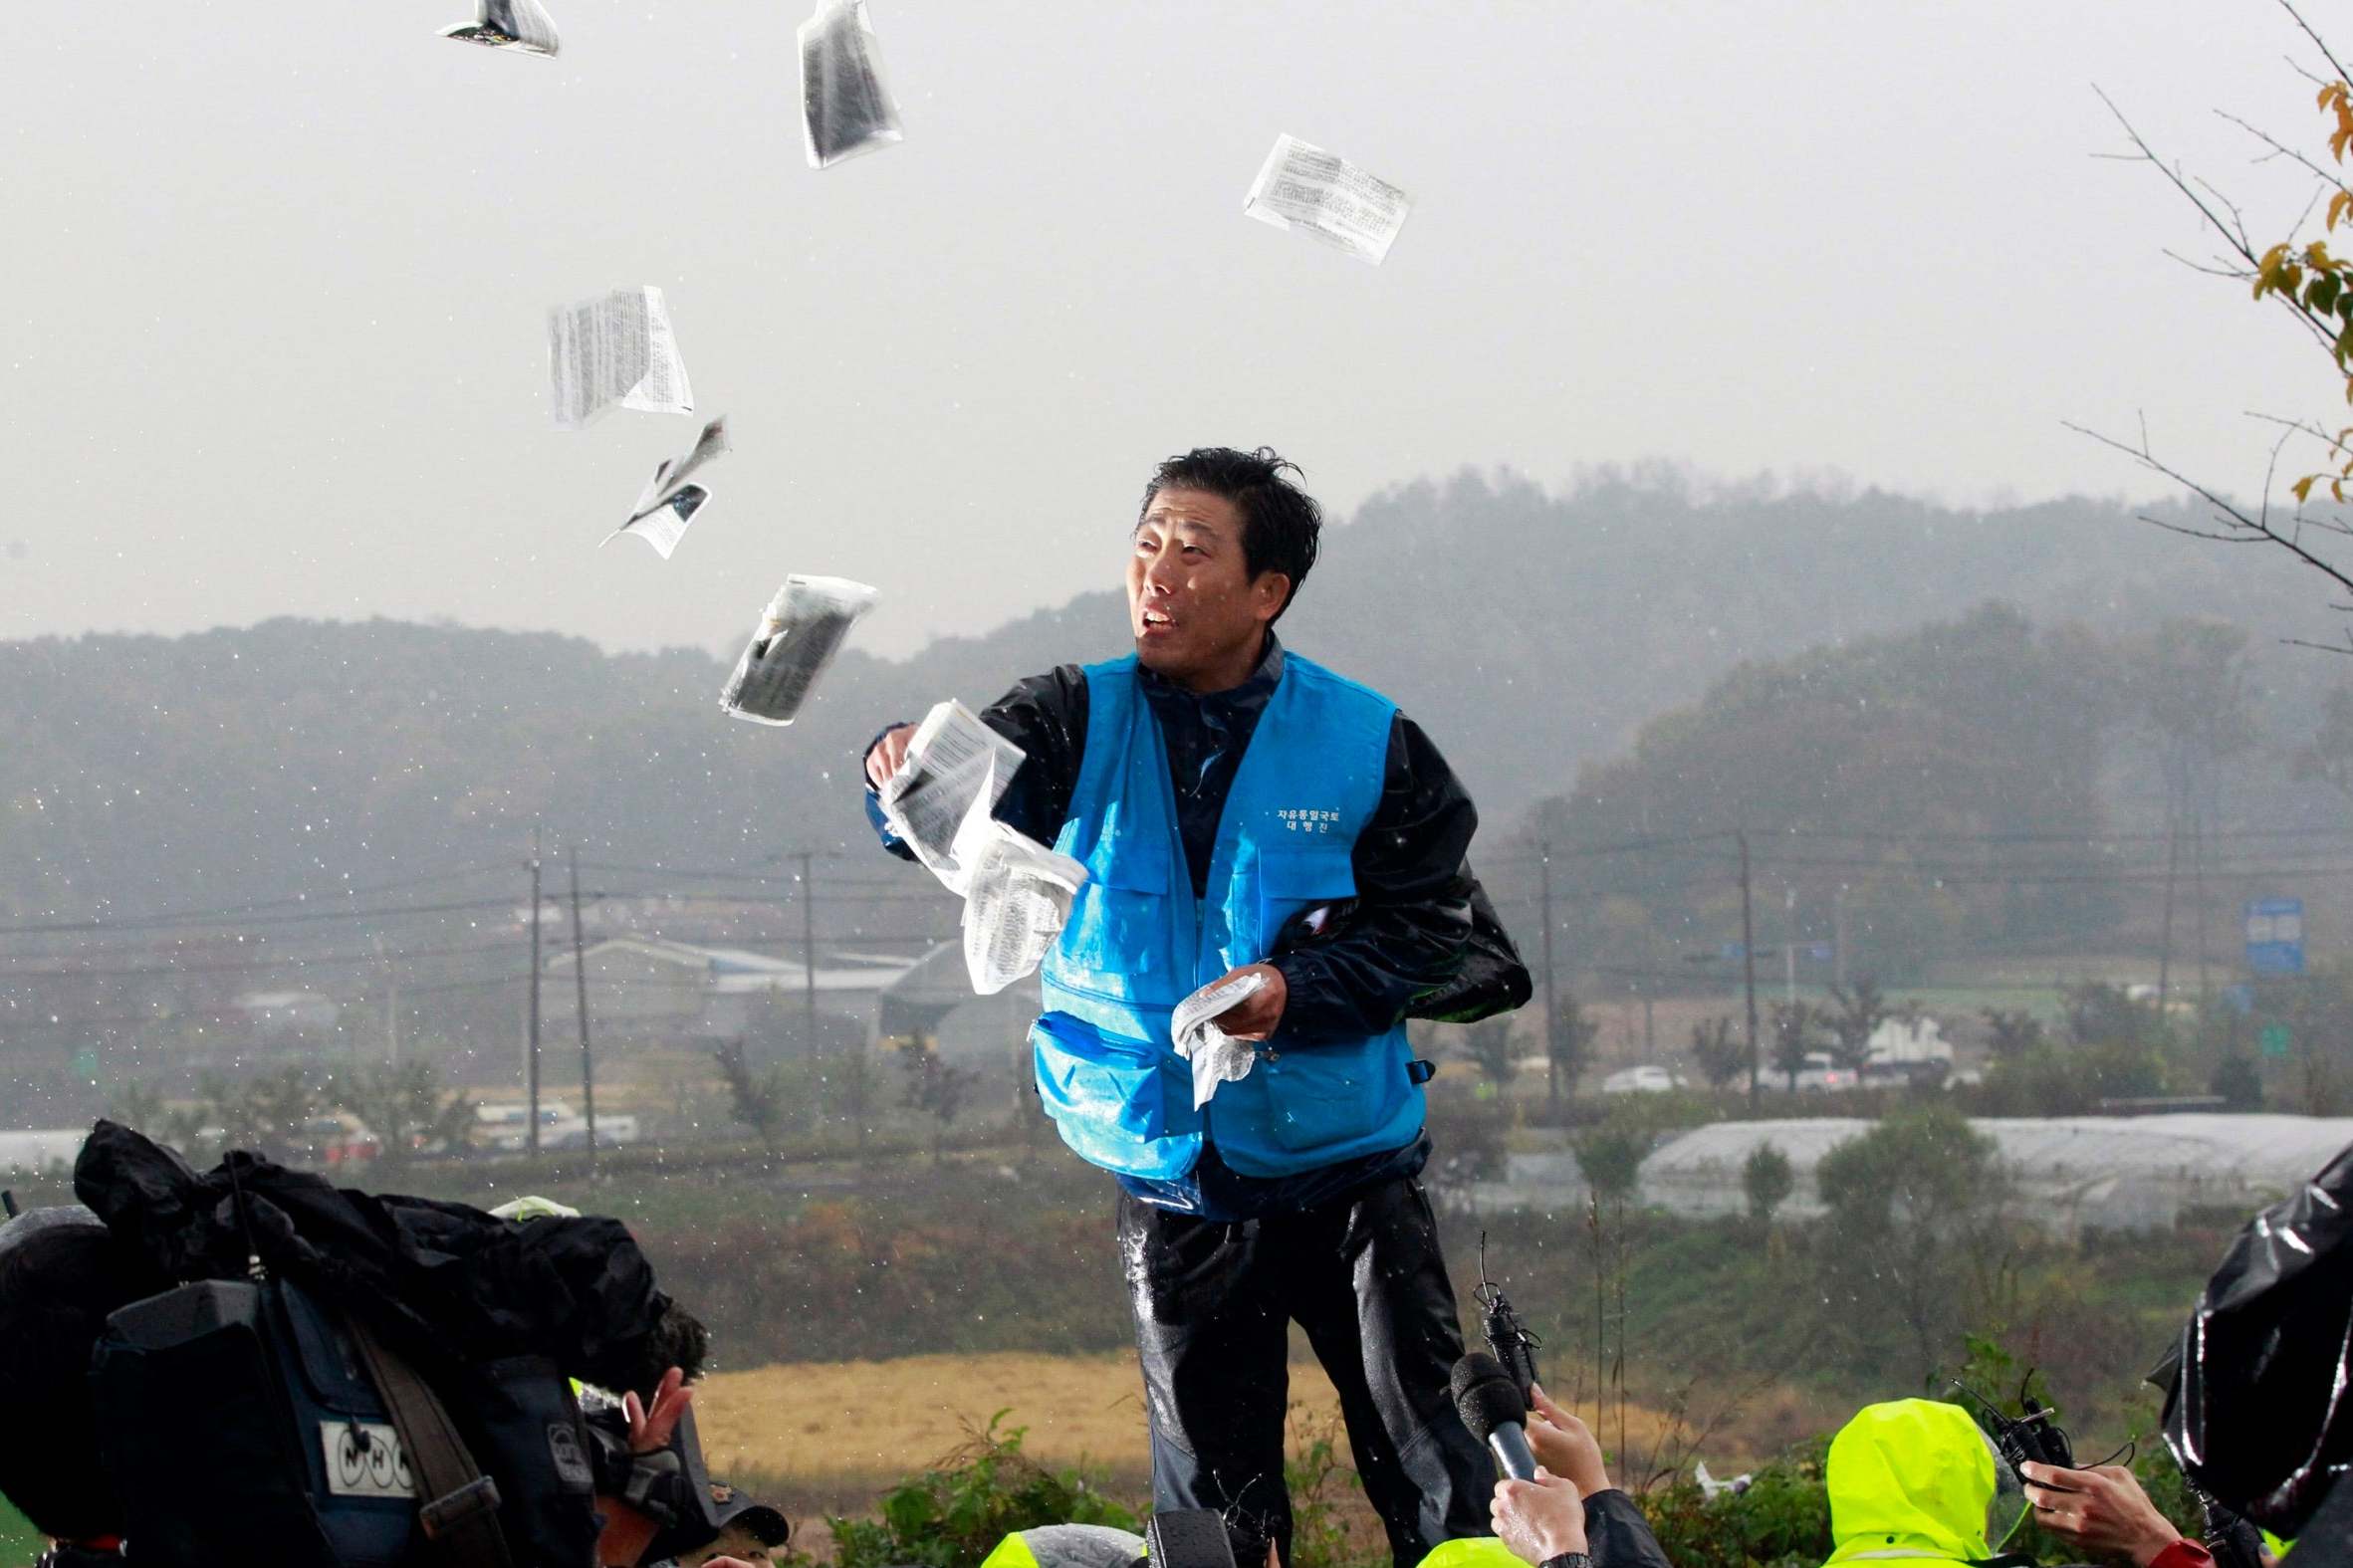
[1118,1176,1493,1568]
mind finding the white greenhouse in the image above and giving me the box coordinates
[1471,1115,2353,1236]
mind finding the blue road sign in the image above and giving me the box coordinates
[2245,897,2305,978]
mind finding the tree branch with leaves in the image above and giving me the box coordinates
[2084,3,2353,647]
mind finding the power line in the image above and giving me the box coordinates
[0,894,519,943]
[0,861,508,936]
[0,939,521,981]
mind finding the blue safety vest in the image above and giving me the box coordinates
[1032,651,1425,1180]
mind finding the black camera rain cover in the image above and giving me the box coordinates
[72,1119,680,1396]
[2162,1135,2353,1535]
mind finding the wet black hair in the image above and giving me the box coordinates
[1139,447,1322,621]
[0,1222,168,1539]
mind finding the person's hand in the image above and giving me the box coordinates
[864,724,918,791]
[2019,1461,2183,1567]
[1492,1467,1588,1565]
[1527,1385,1611,1497]
[625,1366,692,1455]
[1208,964,1289,1041]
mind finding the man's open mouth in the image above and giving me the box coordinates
[1142,609,1175,629]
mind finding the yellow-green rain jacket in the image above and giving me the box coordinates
[1822,1401,1999,1568]
[979,1523,1147,1568]
[1413,1538,1527,1568]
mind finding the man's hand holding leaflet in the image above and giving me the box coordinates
[880,701,1086,993]
[877,700,1027,887]
[1172,971,1268,1108]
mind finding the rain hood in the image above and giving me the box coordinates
[1824,1400,1997,1568]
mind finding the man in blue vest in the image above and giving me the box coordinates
[862,447,1501,1568]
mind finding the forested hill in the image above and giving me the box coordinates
[1,472,2341,923]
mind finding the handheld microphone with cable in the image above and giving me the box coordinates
[1452,1351,1538,1480]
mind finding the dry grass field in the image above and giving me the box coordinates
[690,1349,1831,1554]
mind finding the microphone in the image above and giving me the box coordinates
[1452,1351,1537,1481]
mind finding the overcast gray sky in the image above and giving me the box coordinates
[0,1,2335,655]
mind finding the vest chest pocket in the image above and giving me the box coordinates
[1055,837,1172,997]
[1257,847,1357,945]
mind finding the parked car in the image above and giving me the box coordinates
[475,1101,640,1152]
[1600,1064,1688,1094]
[1789,1053,1860,1093]
[297,1112,380,1167]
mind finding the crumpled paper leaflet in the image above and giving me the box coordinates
[952,810,1086,995]
[1172,971,1267,1109]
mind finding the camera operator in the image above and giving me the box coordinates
[0,1200,765,1568]
[1483,1387,1670,1568]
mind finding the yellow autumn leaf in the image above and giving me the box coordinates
[2311,241,2338,269]
[2294,476,2317,504]
[2332,191,2353,232]
[2256,243,2292,297]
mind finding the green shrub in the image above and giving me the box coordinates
[1637,1448,1832,1568]
[1575,1122,1650,1204]
[1286,1414,1378,1568]
[827,1412,1138,1568]
[1743,1142,1795,1226]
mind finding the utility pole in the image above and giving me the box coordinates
[527,828,543,1156]
[1783,886,1798,1007]
[2157,817,2180,1009]
[1740,830,1760,1115]
[800,849,820,1058]
[371,934,400,1066]
[2193,805,2212,1004]
[1832,885,1849,990]
[1538,838,1558,1114]
[569,845,596,1171]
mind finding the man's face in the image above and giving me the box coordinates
[1127,488,1287,687]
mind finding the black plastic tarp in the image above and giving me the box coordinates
[2162,1135,2353,1538]
[72,1120,696,1396]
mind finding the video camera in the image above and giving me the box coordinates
[21,1119,781,1568]
[1952,1374,2260,1568]
[1948,1375,2075,1473]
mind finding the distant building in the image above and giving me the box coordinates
[232,990,343,1035]
[0,1128,88,1176]
[542,935,913,1052]
[866,943,1047,1114]
[1867,1013,1951,1066]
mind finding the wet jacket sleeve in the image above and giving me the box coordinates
[1271,713,1477,1045]
[1581,1489,1674,1568]
[858,668,1090,857]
